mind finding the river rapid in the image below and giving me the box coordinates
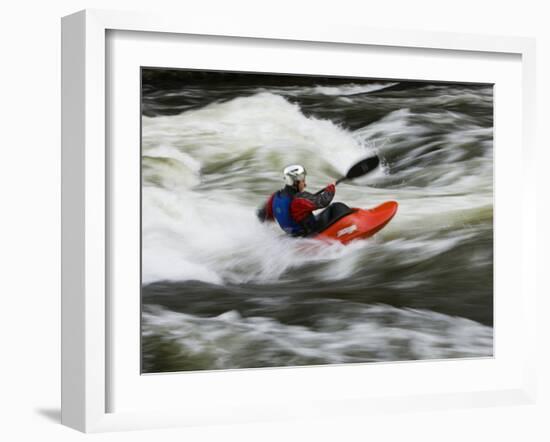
[141,70,493,373]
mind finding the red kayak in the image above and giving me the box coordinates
[315,201,398,244]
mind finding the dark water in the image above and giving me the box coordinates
[141,69,493,373]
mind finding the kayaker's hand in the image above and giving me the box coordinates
[325,183,336,193]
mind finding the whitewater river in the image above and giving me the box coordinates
[141,70,493,373]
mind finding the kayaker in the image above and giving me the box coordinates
[257,164,352,237]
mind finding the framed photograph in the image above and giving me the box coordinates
[61,9,537,433]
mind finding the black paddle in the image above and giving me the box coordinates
[335,155,380,185]
[315,155,380,194]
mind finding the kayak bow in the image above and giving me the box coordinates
[315,201,398,244]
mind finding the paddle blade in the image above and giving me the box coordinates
[345,156,380,180]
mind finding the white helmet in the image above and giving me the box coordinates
[283,164,306,186]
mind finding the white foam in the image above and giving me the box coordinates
[141,91,492,285]
[311,82,398,96]
[143,92,371,179]
[142,304,493,368]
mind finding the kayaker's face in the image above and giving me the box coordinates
[297,180,306,192]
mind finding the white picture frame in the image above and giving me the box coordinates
[61,9,537,433]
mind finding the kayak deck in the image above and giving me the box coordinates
[314,201,398,244]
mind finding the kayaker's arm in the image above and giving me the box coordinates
[291,184,335,222]
[256,193,275,223]
[315,183,336,208]
[298,183,335,209]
